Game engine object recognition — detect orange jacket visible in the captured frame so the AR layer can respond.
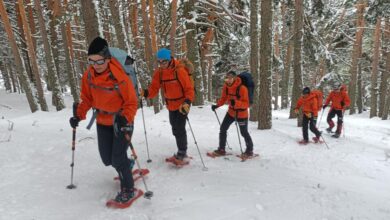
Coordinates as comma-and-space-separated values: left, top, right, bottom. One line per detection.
77, 59, 138, 126
295, 93, 319, 117
311, 90, 323, 110
324, 85, 350, 110
216, 77, 249, 119
146, 58, 194, 111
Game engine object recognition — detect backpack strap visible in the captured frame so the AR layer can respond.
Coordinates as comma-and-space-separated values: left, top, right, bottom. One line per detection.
159, 67, 185, 102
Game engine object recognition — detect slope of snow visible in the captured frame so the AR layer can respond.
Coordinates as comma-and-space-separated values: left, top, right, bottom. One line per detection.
1, 91, 389, 220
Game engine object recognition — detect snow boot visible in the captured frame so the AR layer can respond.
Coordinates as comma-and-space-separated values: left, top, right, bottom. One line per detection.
298, 139, 309, 145
114, 188, 135, 204
213, 148, 226, 156
326, 127, 333, 133
312, 136, 320, 143
332, 133, 340, 138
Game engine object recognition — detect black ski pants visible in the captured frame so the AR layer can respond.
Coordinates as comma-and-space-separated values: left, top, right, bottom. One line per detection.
169, 110, 188, 156
97, 124, 133, 190
302, 114, 321, 141
219, 113, 253, 153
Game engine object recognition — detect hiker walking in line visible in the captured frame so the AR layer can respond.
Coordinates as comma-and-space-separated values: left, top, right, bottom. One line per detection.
69, 37, 138, 204
211, 71, 254, 158
294, 87, 322, 144
323, 83, 350, 138
140, 48, 194, 165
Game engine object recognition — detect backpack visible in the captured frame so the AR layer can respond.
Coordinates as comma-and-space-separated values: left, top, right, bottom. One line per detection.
159, 58, 196, 97
311, 89, 323, 110
237, 71, 255, 105
108, 47, 139, 96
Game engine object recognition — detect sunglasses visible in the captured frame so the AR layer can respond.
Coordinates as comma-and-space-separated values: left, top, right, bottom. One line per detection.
158, 60, 169, 65
88, 59, 106, 65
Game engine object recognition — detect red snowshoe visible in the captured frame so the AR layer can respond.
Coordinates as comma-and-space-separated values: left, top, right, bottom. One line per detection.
106, 188, 144, 209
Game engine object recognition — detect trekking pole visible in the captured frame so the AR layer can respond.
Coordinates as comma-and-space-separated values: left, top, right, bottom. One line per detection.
139, 99, 152, 163
124, 132, 153, 199
317, 109, 325, 129
213, 110, 232, 150
67, 102, 78, 189
320, 135, 330, 150
234, 112, 244, 154
186, 116, 208, 171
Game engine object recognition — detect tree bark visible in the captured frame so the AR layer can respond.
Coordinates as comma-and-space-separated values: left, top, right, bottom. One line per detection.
169, 0, 178, 56
249, 0, 259, 121
129, 0, 140, 49
80, 0, 100, 45
357, 59, 363, 114
281, 1, 293, 109
369, 16, 381, 118
34, 0, 65, 111
109, 0, 127, 49
141, 0, 160, 113
289, 0, 304, 127
0, 0, 38, 112
273, 10, 280, 110
382, 19, 390, 120
184, 0, 204, 105
48, 0, 62, 90
18, 0, 48, 111
149, 0, 157, 54
59, 0, 79, 103
348, 1, 365, 115
258, 0, 273, 130
379, 18, 389, 118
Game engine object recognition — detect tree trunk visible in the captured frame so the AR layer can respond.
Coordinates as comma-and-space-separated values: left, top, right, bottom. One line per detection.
149, 0, 157, 54
273, 10, 280, 110
25, 0, 37, 50
141, 0, 160, 113
169, 0, 178, 56
80, 0, 100, 45
348, 1, 365, 115
34, 0, 65, 111
129, 0, 140, 49
357, 59, 363, 114
249, 0, 259, 121
281, 1, 293, 109
184, 0, 203, 105
59, 0, 79, 103
379, 18, 389, 118
258, 0, 273, 130
289, 0, 304, 125
0, 57, 11, 92
0, 0, 38, 112
109, 0, 127, 49
382, 19, 390, 120
369, 16, 381, 118
18, 0, 48, 111
48, 0, 62, 90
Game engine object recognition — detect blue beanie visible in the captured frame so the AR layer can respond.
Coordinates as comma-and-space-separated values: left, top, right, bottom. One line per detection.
156, 48, 171, 61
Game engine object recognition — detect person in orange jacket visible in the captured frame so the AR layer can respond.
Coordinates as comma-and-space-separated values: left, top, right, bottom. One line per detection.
294, 87, 322, 144
310, 89, 323, 125
323, 83, 351, 138
68, 37, 138, 204
211, 71, 254, 157
140, 48, 194, 163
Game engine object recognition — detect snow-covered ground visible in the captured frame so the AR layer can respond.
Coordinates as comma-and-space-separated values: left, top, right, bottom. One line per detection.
1, 90, 390, 220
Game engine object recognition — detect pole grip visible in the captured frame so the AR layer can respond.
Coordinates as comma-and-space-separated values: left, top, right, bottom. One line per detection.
73, 102, 79, 117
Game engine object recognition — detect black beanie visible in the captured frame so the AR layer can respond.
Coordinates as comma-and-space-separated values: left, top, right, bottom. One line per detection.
88, 37, 111, 58
302, 87, 310, 95
226, 70, 237, 77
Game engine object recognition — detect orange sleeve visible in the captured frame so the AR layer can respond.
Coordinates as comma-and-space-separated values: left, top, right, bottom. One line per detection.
77, 70, 92, 120
119, 77, 138, 124
295, 97, 303, 110
312, 98, 318, 116
343, 92, 351, 107
217, 85, 228, 107
176, 67, 194, 103
146, 69, 162, 99
234, 85, 249, 109
325, 92, 332, 106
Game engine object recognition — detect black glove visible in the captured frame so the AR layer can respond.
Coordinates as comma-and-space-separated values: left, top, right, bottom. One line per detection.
143, 89, 149, 98
230, 99, 235, 107
211, 105, 219, 112
340, 101, 345, 107
116, 115, 133, 133
69, 116, 80, 129
322, 105, 327, 110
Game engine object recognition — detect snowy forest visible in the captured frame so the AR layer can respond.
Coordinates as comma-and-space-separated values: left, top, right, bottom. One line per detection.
0, 0, 389, 126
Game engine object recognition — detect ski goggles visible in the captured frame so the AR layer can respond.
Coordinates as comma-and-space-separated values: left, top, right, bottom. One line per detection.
158, 59, 169, 65
88, 58, 106, 65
